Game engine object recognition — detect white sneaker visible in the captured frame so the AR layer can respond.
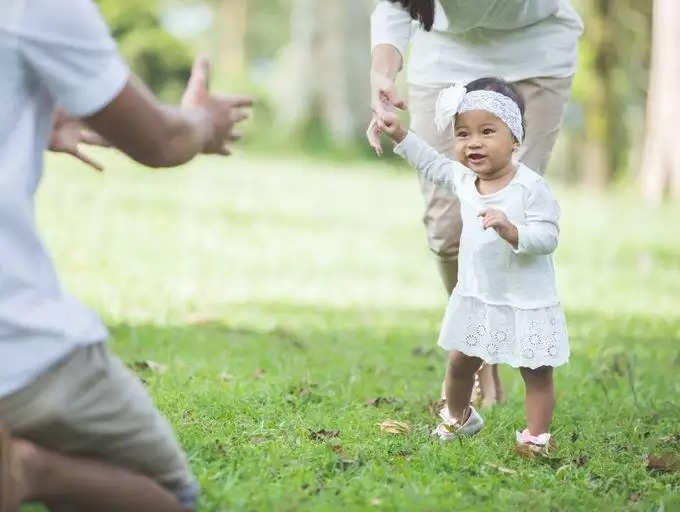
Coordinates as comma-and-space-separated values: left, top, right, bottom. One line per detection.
432, 405, 484, 440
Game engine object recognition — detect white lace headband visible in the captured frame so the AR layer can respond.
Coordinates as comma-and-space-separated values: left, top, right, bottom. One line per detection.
434, 83, 524, 142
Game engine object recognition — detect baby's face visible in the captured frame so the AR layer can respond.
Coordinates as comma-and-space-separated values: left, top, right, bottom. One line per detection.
453, 110, 516, 178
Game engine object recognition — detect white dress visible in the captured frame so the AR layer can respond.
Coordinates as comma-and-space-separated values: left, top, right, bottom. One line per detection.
395, 132, 569, 369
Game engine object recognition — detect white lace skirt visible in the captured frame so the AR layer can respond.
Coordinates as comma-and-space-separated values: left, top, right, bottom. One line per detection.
437, 293, 569, 369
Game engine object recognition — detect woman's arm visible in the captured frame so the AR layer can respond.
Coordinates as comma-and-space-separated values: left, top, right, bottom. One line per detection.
367, 2, 412, 154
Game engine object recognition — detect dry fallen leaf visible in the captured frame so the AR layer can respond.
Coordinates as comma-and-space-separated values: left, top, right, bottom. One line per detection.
427, 399, 446, 417
336, 455, 359, 470
573, 455, 589, 467
644, 454, 680, 472
659, 434, 680, 443
378, 420, 411, 434
630, 493, 640, 503
254, 368, 266, 378
309, 429, 340, 441
485, 462, 516, 475
366, 397, 397, 407
370, 498, 382, 506
133, 360, 168, 374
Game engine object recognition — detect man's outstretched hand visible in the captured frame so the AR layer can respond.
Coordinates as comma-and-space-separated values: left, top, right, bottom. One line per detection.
49, 109, 110, 171
181, 56, 253, 156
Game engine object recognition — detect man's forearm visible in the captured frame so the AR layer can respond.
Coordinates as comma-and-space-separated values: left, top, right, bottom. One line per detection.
85, 78, 210, 168
148, 106, 213, 168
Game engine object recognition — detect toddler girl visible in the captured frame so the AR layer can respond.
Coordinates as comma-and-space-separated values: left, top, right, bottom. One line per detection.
376, 77, 569, 455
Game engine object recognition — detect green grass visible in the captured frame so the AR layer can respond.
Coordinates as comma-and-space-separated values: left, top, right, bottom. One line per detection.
24, 150, 680, 511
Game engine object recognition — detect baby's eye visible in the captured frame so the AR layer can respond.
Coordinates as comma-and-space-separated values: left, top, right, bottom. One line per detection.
455, 131, 468, 138
482, 128, 495, 135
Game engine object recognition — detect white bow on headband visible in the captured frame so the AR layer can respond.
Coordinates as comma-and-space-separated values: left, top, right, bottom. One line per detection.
434, 83, 524, 142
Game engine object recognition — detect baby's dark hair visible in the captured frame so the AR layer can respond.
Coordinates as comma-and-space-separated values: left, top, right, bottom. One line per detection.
464, 77, 526, 140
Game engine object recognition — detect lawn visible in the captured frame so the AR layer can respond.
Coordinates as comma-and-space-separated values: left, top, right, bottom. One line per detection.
24, 149, 680, 511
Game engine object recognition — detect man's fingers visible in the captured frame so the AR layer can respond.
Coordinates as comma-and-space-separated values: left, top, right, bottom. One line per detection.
215, 94, 254, 107
217, 145, 232, 156
187, 55, 211, 95
80, 131, 110, 147
72, 148, 104, 172
230, 110, 250, 123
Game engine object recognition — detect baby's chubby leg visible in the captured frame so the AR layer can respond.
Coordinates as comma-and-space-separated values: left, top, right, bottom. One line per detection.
520, 366, 555, 435
445, 351, 484, 423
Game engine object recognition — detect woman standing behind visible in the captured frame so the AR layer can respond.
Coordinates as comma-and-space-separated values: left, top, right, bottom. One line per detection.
367, 0, 582, 406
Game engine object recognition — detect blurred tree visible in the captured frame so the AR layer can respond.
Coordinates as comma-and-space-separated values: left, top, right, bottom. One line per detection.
98, 0, 192, 101
272, 0, 373, 145
572, 0, 651, 188
212, 0, 248, 75
640, 0, 680, 201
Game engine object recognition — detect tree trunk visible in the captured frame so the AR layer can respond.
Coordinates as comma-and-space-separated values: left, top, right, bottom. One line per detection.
273, 0, 372, 143
580, 0, 615, 189
215, 0, 248, 75
640, 0, 680, 201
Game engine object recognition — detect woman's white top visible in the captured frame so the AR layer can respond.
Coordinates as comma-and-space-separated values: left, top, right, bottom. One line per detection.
394, 132, 569, 368
371, 0, 583, 86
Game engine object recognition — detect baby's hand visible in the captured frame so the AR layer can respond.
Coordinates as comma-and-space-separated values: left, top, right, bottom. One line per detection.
478, 208, 518, 249
376, 111, 407, 144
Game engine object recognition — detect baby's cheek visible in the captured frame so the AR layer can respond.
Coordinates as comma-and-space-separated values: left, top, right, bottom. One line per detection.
452, 143, 466, 162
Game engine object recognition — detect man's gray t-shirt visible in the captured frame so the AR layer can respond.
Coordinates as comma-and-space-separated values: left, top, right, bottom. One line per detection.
0, 0, 129, 397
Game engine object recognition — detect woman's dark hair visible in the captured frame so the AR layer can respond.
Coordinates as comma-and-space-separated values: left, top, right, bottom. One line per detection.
389, 0, 435, 31
464, 77, 526, 138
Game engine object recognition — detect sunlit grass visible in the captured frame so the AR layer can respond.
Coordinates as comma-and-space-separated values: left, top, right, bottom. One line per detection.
22, 150, 680, 511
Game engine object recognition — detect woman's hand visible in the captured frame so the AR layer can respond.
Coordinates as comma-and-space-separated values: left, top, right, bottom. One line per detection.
376, 111, 407, 144
478, 208, 519, 248
367, 45, 406, 155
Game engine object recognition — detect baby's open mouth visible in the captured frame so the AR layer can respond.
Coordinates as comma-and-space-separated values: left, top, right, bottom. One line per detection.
467, 153, 486, 163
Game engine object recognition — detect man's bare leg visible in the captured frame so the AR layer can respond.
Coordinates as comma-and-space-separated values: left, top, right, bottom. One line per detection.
437, 258, 504, 407
3, 435, 190, 512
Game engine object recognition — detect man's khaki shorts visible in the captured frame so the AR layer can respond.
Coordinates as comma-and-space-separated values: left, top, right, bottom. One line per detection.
408, 76, 573, 261
0, 343, 198, 507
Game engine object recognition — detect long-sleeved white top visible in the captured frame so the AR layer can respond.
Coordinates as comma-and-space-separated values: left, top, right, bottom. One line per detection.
371, 0, 583, 86
394, 132, 561, 309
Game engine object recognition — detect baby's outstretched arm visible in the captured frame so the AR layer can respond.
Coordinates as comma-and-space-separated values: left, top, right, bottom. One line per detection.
376, 112, 466, 193
393, 132, 467, 192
